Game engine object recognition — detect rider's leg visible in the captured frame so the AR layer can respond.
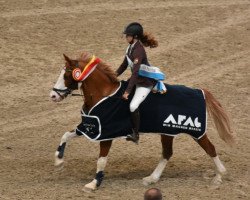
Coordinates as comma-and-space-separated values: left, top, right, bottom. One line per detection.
127, 85, 152, 143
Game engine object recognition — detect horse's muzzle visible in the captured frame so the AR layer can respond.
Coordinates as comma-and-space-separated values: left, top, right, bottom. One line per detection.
50, 88, 72, 102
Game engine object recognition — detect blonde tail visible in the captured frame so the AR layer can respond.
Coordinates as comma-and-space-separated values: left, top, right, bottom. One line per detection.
202, 89, 235, 146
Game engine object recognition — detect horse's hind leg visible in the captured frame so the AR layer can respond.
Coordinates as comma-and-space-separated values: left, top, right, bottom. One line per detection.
143, 135, 174, 186
83, 140, 112, 192
55, 130, 78, 167
197, 134, 226, 185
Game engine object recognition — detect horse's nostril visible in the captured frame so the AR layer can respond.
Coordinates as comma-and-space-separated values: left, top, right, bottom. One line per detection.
51, 95, 56, 99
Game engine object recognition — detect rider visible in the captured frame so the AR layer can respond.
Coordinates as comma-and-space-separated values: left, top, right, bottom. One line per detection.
116, 22, 159, 144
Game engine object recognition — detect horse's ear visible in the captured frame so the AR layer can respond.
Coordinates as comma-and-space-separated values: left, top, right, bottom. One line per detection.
63, 54, 72, 65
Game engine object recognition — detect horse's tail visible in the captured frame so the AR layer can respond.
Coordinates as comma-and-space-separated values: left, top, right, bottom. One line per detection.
202, 89, 235, 146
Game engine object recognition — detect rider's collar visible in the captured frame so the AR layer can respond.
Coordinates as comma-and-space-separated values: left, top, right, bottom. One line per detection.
127, 40, 138, 56
129, 39, 138, 46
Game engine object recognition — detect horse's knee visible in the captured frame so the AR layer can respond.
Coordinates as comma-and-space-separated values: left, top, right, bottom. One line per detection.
162, 149, 173, 160
61, 131, 75, 143
206, 143, 217, 157
198, 135, 217, 157
99, 141, 112, 157
161, 136, 174, 160
61, 133, 68, 142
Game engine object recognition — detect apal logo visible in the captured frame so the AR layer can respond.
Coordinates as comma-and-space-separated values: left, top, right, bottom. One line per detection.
163, 114, 202, 131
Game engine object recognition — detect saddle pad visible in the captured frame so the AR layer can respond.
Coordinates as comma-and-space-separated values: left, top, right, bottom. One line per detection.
76, 81, 206, 141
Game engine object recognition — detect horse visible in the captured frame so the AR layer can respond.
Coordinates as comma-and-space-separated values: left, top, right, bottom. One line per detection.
50, 52, 235, 192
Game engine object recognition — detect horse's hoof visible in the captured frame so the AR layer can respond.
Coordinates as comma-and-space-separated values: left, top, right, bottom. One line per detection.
54, 158, 64, 168
55, 151, 64, 166
55, 164, 64, 171
82, 186, 95, 193
210, 174, 222, 189
142, 176, 159, 186
82, 180, 97, 192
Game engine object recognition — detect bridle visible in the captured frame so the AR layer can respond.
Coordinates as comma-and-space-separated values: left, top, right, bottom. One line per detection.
52, 56, 123, 100
52, 87, 73, 99
52, 64, 77, 99
53, 56, 101, 99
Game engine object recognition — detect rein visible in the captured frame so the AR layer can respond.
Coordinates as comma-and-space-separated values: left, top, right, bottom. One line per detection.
71, 92, 123, 99
71, 93, 84, 96
54, 84, 123, 99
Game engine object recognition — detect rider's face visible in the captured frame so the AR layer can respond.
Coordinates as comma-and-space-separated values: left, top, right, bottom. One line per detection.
125, 35, 133, 43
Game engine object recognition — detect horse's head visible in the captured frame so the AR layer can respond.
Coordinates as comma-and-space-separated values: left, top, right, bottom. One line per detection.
50, 52, 118, 103
50, 53, 91, 102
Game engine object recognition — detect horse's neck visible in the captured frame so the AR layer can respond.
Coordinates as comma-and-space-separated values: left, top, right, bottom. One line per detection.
81, 68, 119, 110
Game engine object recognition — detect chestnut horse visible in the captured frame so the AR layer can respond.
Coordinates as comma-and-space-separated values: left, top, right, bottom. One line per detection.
50, 52, 234, 192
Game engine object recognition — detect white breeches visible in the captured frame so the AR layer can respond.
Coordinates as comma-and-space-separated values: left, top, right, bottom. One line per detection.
130, 85, 152, 112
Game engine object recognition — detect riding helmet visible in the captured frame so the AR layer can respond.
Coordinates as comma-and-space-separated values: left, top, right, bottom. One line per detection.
123, 22, 143, 38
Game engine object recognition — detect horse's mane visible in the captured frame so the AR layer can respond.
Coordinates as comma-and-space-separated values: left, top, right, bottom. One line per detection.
80, 52, 119, 83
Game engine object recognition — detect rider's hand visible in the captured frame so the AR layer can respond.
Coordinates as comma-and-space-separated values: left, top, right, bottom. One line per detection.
122, 92, 129, 100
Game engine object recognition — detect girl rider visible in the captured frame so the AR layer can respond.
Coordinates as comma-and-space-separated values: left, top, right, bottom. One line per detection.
116, 22, 159, 144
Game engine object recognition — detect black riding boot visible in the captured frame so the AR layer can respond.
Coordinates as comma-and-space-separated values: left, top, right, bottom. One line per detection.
127, 109, 140, 144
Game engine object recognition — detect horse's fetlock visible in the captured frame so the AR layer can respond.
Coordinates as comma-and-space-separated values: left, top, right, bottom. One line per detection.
217, 166, 226, 175
56, 143, 66, 159
95, 171, 104, 187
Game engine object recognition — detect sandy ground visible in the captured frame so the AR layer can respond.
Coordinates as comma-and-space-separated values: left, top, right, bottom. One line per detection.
0, 0, 250, 199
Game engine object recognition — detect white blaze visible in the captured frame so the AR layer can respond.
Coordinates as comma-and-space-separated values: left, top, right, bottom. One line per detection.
50, 68, 67, 102
54, 68, 67, 90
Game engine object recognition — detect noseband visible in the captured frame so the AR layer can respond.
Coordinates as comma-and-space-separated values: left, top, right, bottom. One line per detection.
52, 88, 72, 99
52, 64, 76, 99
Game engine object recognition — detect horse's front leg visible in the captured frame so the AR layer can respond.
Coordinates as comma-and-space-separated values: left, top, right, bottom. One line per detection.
55, 130, 78, 168
83, 140, 112, 192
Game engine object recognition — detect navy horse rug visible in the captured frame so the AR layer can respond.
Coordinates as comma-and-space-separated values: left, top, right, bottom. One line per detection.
76, 81, 207, 141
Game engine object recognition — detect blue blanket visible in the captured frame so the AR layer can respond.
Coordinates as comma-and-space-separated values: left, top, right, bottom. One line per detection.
76, 81, 206, 141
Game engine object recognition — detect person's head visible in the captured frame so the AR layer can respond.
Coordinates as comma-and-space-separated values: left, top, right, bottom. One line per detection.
123, 22, 158, 48
144, 188, 163, 200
